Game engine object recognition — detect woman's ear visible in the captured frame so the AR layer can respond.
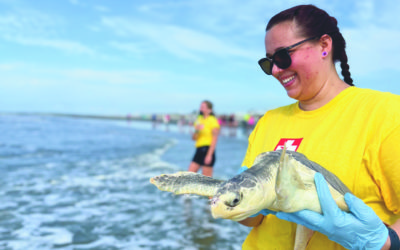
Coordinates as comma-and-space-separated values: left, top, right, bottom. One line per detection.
319, 34, 333, 55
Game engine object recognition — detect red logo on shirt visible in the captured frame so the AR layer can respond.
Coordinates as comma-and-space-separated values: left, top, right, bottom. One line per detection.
274, 138, 303, 151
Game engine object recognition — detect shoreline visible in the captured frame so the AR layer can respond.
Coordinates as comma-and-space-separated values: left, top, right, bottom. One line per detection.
1, 112, 256, 139
1, 111, 262, 127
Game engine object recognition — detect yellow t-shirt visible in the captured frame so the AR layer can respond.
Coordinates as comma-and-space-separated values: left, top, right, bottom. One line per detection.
194, 115, 220, 148
241, 87, 400, 250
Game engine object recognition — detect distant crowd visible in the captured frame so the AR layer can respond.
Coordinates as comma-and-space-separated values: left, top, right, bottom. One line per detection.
147, 112, 262, 137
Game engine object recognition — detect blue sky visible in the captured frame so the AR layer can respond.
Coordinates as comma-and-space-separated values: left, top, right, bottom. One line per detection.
1, 0, 399, 116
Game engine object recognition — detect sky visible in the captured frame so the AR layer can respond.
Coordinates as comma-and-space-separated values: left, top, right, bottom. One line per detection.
1, 0, 399, 116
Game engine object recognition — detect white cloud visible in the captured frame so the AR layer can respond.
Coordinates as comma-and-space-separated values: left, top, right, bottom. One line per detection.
351, 0, 400, 29
1, 0, 400, 114
68, 0, 81, 6
0, 62, 164, 88
0, 9, 97, 55
101, 17, 256, 61
5, 35, 96, 55
109, 41, 144, 55
0, 62, 22, 71
94, 5, 109, 13
0, 9, 61, 37
343, 26, 400, 75
62, 69, 163, 85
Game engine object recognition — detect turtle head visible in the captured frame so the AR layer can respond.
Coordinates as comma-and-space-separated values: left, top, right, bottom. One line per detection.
210, 174, 267, 221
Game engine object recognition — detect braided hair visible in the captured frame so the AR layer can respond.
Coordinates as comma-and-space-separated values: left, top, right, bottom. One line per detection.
266, 5, 354, 86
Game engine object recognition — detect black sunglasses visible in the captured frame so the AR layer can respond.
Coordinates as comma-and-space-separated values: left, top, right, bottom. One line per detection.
258, 36, 318, 75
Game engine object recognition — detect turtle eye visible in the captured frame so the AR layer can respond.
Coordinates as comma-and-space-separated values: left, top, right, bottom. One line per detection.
224, 192, 242, 207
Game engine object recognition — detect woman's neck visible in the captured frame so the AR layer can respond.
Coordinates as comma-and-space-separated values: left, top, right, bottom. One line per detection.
299, 79, 349, 111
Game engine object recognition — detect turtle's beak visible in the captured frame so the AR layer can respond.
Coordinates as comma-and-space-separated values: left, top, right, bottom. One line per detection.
210, 197, 226, 219
210, 201, 249, 221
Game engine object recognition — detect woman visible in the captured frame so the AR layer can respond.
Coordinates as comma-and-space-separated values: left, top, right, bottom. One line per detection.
239, 5, 400, 250
188, 100, 220, 177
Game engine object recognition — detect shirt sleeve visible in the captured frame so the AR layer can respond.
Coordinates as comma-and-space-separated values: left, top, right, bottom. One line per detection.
241, 116, 263, 168
212, 117, 220, 129
379, 124, 400, 214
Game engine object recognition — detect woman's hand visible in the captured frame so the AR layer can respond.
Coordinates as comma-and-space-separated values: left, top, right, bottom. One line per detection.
204, 154, 212, 165
195, 124, 204, 130
276, 173, 388, 250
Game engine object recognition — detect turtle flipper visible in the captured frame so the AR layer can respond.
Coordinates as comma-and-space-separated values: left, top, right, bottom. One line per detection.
150, 171, 224, 197
275, 147, 308, 212
294, 225, 314, 250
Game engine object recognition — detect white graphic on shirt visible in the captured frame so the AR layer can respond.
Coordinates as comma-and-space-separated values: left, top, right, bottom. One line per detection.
274, 138, 303, 152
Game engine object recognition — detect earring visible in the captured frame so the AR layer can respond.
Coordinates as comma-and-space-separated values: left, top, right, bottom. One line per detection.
322, 51, 328, 57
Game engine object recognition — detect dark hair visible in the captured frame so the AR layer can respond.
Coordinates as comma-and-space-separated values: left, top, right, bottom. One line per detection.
202, 100, 215, 116
266, 5, 353, 86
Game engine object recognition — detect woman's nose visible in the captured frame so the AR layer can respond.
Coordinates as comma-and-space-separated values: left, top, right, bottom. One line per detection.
271, 63, 284, 75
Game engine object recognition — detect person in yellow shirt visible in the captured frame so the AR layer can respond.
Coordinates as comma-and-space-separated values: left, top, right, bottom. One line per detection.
238, 4, 400, 250
188, 100, 220, 177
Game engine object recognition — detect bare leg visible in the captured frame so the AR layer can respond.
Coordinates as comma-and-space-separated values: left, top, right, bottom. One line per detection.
188, 162, 200, 173
202, 166, 213, 177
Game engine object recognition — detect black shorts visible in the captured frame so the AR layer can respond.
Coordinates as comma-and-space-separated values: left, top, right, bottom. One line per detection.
192, 146, 216, 167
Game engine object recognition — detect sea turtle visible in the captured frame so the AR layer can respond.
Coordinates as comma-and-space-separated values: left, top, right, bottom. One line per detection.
150, 147, 351, 250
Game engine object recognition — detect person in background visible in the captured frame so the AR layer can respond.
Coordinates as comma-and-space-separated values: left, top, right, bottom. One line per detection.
188, 100, 220, 177
228, 113, 237, 137
163, 113, 170, 131
151, 113, 157, 129
246, 114, 255, 135
237, 4, 400, 250
178, 115, 186, 133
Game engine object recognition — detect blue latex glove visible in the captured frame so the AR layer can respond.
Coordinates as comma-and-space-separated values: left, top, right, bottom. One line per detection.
236, 166, 249, 175
276, 172, 388, 249
236, 166, 276, 217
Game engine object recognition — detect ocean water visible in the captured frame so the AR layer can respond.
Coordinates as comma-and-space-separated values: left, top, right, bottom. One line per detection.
0, 114, 252, 250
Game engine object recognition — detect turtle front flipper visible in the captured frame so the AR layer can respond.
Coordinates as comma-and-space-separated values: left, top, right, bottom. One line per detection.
275, 147, 314, 212
150, 171, 224, 197
275, 147, 303, 209
294, 225, 314, 250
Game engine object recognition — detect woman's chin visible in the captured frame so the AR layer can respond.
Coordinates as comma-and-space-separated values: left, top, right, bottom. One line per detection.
285, 89, 299, 100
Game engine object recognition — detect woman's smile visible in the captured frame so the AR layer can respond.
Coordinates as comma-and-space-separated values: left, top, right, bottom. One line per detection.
281, 74, 296, 87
